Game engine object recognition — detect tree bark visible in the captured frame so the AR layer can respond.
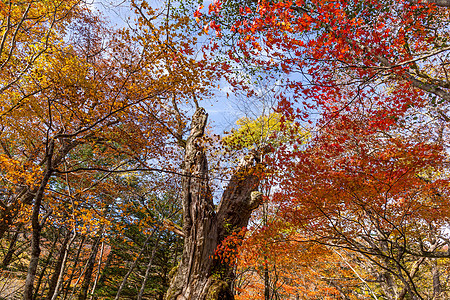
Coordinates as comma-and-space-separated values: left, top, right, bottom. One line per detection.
263, 259, 270, 300
89, 239, 105, 299
1, 226, 21, 269
22, 171, 53, 300
165, 107, 263, 300
77, 233, 102, 300
46, 231, 72, 300
23, 139, 54, 300
63, 235, 86, 300
432, 259, 442, 299
137, 234, 161, 300
115, 230, 155, 300
33, 229, 61, 300
96, 247, 113, 288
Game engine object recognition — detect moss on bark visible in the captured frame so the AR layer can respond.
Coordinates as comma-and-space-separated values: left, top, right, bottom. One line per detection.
206, 280, 232, 300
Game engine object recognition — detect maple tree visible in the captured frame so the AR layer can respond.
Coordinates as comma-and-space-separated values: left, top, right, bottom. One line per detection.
274, 113, 450, 299
201, 0, 450, 122
2, 0, 450, 298
196, 0, 450, 299
234, 229, 370, 300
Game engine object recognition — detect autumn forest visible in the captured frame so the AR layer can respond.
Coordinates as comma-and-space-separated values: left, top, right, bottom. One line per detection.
1, 0, 450, 299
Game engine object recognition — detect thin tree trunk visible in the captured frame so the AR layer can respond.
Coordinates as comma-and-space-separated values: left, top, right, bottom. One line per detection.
1, 226, 21, 269
263, 199, 270, 300
165, 107, 264, 300
77, 233, 102, 300
432, 259, 441, 299
137, 234, 161, 300
33, 229, 61, 300
46, 231, 73, 300
89, 239, 105, 299
114, 230, 155, 300
264, 260, 270, 300
23, 146, 54, 300
96, 248, 113, 287
63, 235, 86, 300
23, 223, 42, 300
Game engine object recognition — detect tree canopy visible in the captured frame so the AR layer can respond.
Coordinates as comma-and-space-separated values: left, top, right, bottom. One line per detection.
1, 0, 450, 299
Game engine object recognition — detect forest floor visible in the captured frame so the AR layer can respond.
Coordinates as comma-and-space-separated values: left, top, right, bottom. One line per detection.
0, 271, 24, 300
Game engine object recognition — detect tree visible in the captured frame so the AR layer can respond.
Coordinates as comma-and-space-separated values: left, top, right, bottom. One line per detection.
95, 173, 183, 300
203, 0, 450, 126
234, 231, 369, 300
274, 113, 450, 299
164, 106, 267, 299
0, 0, 273, 299
9, 0, 450, 298
198, 0, 450, 298
0, 1, 221, 299
216, 105, 309, 300
0, 0, 84, 111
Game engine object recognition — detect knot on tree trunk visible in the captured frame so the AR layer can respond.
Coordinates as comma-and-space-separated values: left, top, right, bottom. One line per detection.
249, 191, 263, 210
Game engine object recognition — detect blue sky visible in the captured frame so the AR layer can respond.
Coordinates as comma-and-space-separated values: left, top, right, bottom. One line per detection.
86, 0, 302, 137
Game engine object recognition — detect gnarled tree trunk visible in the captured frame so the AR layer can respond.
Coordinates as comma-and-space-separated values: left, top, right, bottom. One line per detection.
165, 107, 263, 300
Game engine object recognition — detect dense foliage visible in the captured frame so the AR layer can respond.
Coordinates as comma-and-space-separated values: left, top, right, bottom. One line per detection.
1, 0, 450, 299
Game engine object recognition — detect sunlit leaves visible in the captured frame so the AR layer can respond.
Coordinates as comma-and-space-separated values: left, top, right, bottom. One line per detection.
222, 112, 306, 151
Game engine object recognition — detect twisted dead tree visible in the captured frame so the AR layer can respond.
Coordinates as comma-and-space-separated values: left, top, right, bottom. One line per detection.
165, 107, 264, 300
